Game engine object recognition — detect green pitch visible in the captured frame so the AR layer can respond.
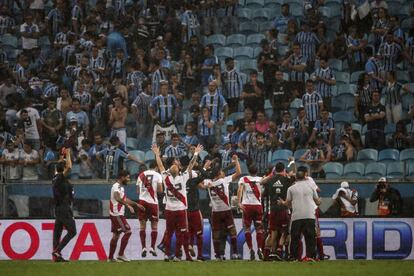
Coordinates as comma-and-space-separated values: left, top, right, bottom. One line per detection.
1, 260, 413, 276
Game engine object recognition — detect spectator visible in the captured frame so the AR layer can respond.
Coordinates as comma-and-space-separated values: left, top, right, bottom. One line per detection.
248, 132, 270, 176
292, 107, 310, 149
300, 141, 325, 178
241, 70, 265, 113
364, 90, 386, 150
200, 44, 219, 87
315, 134, 332, 162
365, 44, 384, 91
273, 3, 294, 34
19, 140, 39, 181
198, 107, 215, 149
88, 133, 107, 179
294, 21, 319, 69
66, 98, 90, 138
346, 26, 367, 72
149, 80, 179, 143
235, 107, 254, 133
378, 32, 402, 73
164, 133, 187, 159
332, 181, 359, 217
277, 111, 295, 150
155, 131, 168, 157
132, 80, 153, 140
405, 28, 414, 82
20, 14, 40, 56
181, 53, 198, 99
16, 103, 41, 151
189, 92, 201, 124
0, 139, 21, 180
220, 137, 236, 175
238, 120, 257, 154
342, 123, 364, 151
40, 97, 64, 145
0, 75, 17, 107
309, 109, 335, 146
258, 39, 280, 92
302, 79, 323, 130
332, 134, 357, 162
371, 7, 389, 51
388, 121, 411, 151
370, 177, 402, 217
355, 72, 374, 122
182, 123, 199, 148
109, 94, 128, 146
282, 43, 307, 94
269, 70, 291, 120
255, 110, 269, 133
181, 3, 200, 44
311, 58, 336, 110
222, 57, 243, 114
382, 71, 411, 124
222, 120, 239, 149
208, 64, 224, 94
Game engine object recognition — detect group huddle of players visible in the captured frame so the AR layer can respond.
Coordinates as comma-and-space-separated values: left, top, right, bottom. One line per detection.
108, 144, 328, 262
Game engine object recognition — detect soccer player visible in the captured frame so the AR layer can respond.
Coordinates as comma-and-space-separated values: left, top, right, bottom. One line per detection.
136, 161, 163, 257
206, 154, 241, 260
237, 164, 264, 260
261, 162, 294, 261
152, 143, 203, 261
108, 170, 143, 262
52, 149, 76, 262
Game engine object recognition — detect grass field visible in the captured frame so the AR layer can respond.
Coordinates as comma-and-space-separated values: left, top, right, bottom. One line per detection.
1, 260, 414, 276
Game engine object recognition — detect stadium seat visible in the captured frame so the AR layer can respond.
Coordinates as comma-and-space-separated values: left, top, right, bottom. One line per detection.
343, 162, 365, 178
0, 34, 18, 48
127, 161, 140, 176
237, 8, 252, 21
350, 71, 364, 84
245, 0, 264, 8
239, 22, 259, 35
259, 21, 274, 33
245, 33, 266, 47
401, 17, 413, 32
264, 0, 281, 10
323, 162, 344, 179
226, 34, 246, 47
402, 93, 414, 112
357, 148, 378, 163
144, 150, 155, 162
351, 123, 362, 134
70, 164, 81, 180
361, 124, 368, 135
386, 161, 404, 178
239, 72, 248, 85
238, 59, 257, 74
294, 149, 307, 160
400, 148, 414, 162
207, 34, 226, 47
337, 84, 354, 95
384, 123, 396, 135
335, 72, 350, 85
233, 46, 254, 60
378, 149, 400, 164
387, 1, 402, 16
290, 3, 303, 16
364, 162, 387, 179
251, 8, 271, 22
129, 150, 145, 162
333, 111, 356, 124
199, 150, 208, 161
407, 161, 414, 177
328, 59, 343, 71
126, 137, 139, 151
319, 6, 332, 18
253, 47, 262, 58
271, 149, 293, 163
397, 70, 410, 83
215, 47, 234, 60
228, 112, 245, 121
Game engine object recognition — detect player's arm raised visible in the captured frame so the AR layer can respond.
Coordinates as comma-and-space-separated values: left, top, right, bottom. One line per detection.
152, 144, 166, 172
231, 154, 241, 182
63, 149, 72, 177
187, 144, 203, 174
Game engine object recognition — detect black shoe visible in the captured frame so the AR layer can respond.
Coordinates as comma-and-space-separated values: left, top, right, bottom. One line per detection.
141, 248, 147, 258
249, 249, 255, 261
157, 243, 166, 254
196, 256, 205, 262
320, 254, 330, 261
52, 252, 67, 262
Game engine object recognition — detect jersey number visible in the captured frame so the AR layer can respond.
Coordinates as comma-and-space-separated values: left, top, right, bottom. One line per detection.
141, 175, 154, 193
166, 183, 182, 197
210, 184, 224, 197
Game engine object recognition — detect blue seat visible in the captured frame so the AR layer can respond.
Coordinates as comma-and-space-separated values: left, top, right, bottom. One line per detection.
294, 149, 307, 160
126, 137, 139, 150
238, 8, 252, 21
364, 162, 386, 179
207, 34, 226, 47
290, 3, 303, 16
233, 46, 254, 60
407, 161, 414, 177
253, 47, 262, 58
238, 59, 257, 74
226, 34, 246, 47
215, 47, 233, 60
239, 72, 248, 85
350, 71, 364, 84
333, 111, 356, 124
343, 162, 365, 178
357, 148, 378, 163
384, 123, 396, 135
323, 162, 344, 179
228, 112, 245, 121
251, 8, 271, 22
402, 93, 414, 111
386, 161, 404, 178
387, 1, 402, 16
245, 0, 264, 8
259, 21, 274, 32
264, 0, 280, 8
245, 33, 266, 47
144, 150, 155, 162
239, 22, 259, 35
351, 123, 362, 134
400, 148, 414, 162
328, 59, 343, 71
337, 84, 353, 95
335, 72, 350, 84
129, 150, 145, 162
271, 149, 293, 163
0, 34, 18, 48
127, 161, 140, 176
378, 149, 400, 164
397, 70, 410, 83
319, 6, 332, 18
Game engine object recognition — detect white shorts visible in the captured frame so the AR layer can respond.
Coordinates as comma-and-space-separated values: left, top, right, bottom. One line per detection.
152, 124, 178, 143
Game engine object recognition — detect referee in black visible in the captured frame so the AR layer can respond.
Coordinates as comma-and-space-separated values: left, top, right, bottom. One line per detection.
278, 166, 321, 262
52, 149, 77, 262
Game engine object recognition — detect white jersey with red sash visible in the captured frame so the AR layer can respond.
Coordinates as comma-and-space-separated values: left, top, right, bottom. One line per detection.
162, 170, 196, 211
136, 170, 162, 204
110, 182, 126, 216
207, 176, 233, 212
239, 176, 263, 206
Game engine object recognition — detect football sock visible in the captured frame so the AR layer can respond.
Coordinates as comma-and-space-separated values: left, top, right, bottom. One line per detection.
316, 237, 324, 257
245, 232, 253, 250
109, 238, 118, 259
230, 236, 238, 255
151, 231, 158, 249
119, 232, 131, 256
196, 233, 203, 258
139, 230, 146, 249
256, 231, 264, 249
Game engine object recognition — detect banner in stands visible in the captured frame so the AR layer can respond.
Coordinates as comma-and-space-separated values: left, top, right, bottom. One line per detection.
0, 218, 413, 260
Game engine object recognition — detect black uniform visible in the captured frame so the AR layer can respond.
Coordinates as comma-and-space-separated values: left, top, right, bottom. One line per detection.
263, 174, 292, 213
186, 169, 210, 212
52, 173, 77, 253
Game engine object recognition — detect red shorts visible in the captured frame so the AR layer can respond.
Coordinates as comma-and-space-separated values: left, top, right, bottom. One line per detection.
242, 205, 263, 228
268, 209, 290, 231
187, 210, 203, 235
137, 200, 159, 222
164, 210, 188, 232
211, 210, 235, 232
110, 215, 130, 233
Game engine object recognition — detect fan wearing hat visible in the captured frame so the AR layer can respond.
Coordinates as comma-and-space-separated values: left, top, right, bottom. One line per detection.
332, 182, 359, 217
370, 177, 402, 216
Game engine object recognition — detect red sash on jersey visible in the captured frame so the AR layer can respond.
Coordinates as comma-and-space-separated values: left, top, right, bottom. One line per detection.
211, 185, 229, 206
165, 176, 187, 206
243, 177, 261, 202
139, 172, 156, 201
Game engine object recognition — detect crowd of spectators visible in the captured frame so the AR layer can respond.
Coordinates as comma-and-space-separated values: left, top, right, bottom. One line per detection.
0, 0, 413, 181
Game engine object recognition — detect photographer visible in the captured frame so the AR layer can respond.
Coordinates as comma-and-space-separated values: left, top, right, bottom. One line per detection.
370, 177, 402, 217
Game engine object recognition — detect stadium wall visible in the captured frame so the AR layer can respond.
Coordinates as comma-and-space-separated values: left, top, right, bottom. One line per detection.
0, 218, 413, 260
